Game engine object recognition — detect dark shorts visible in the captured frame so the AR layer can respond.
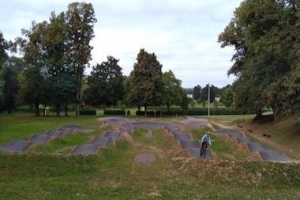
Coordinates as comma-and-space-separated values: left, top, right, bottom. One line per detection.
201, 141, 208, 150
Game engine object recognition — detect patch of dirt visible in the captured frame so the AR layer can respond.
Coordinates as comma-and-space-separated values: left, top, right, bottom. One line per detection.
134, 153, 156, 163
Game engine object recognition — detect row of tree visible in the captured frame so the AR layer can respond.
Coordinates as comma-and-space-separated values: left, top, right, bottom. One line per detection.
0, 1, 237, 117
1, 2, 96, 116
219, 0, 300, 119
0, 1, 190, 116
83, 49, 189, 113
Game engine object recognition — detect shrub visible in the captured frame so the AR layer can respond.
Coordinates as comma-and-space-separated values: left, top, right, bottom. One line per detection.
104, 110, 125, 115
79, 110, 97, 115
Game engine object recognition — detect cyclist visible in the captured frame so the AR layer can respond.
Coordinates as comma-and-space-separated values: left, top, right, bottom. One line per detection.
200, 132, 211, 157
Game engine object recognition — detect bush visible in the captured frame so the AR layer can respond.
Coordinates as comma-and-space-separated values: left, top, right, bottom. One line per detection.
135, 110, 156, 116
104, 110, 125, 115
79, 110, 97, 115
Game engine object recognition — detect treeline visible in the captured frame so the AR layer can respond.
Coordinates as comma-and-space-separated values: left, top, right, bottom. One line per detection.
219, 0, 300, 119
0, 2, 191, 116
3, 1, 273, 117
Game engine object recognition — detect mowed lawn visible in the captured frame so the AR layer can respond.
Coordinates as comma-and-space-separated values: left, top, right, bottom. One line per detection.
1, 115, 300, 199
0, 114, 98, 145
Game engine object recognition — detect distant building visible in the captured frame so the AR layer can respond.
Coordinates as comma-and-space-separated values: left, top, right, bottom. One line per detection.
187, 94, 193, 99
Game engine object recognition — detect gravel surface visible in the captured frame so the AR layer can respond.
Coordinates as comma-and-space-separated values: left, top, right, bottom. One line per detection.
0, 139, 32, 152
104, 130, 121, 139
90, 136, 112, 147
71, 144, 98, 155
214, 129, 293, 162
180, 140, 201, 149
187, 147, 213, 159
29, 133, 51, 144
259, 150, 292, 162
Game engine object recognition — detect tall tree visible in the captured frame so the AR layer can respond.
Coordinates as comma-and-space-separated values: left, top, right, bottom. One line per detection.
130, 49, 164, 112
18, 20, 49, 115
162, 70, 183, 112
193, 85, 201, 101
0, 31, 8, 106
218, 0, 300, 118
84, 56, 124, 107
1, 57, 22, 113
65, 2, 97, 116
122, 75, 131, 106
220, 85, 234, 108
200, 84, 215, 103
18, 65, 45, 116
43, 12, 76, 116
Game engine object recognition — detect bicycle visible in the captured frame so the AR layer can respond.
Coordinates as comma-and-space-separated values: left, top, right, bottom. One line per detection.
200, 143, 208, 158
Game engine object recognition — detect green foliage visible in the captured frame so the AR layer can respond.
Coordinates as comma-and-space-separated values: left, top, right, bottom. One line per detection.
220, 85, 234, 108
201, 84, 215, 103
129, 49, 164, 110
219, 0, 300, 118
64, 2, 97, 116
162, 70, 183, 111
84, 56, 124, 107
0, 69, 4, 105
136, 108, 241, 116
180, 89, 190, 110
1, 59, 21, 113
17, 2, 97, 117
79, 109, 96, 115
193, 85, 201, 101
104, 109, 125, 115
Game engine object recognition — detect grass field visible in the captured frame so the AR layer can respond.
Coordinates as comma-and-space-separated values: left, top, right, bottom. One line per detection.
1, 114, 300, 199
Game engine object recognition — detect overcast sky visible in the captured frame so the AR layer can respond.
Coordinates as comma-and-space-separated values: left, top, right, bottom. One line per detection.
0, 0, 242, 88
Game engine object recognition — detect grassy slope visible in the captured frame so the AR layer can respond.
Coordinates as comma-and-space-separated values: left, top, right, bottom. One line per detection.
0, 114, 98, 145
208, 115, 300, 159
0, 115, 300, 199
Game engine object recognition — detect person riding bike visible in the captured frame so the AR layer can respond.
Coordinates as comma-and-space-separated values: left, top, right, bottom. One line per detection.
200, 132, 211, 158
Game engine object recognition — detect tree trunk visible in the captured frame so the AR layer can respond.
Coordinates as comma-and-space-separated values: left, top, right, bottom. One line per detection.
167, 102, 170, 112
34, 101, 40, 116
64, 104, 68, 117
56, 103, 61, 117
144, 105, 147, 117
75, 75, 82, 117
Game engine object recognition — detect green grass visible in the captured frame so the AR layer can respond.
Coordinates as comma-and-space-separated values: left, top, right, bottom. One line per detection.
0, 114, 98, 145
33, 133, 92, 153
189, 127, 256, 161
1, 114, 300, 199
0, 152, 300, 199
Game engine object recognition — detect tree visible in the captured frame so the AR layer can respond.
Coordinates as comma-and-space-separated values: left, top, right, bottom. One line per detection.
84, 56, 124, 107
220, 85, 234, 108
162, 70, 183, 112
43, 12, 76, 116
65, 2, 97, 116
0, 31, 9, 107
1, 57, 22, 113
129, 49, 164, 112
122, 75, 131, 106
218, 0, 300, 118
200, 84, 215, 103
180, 89, 189, 110
18, 65, 45, 116
193, 85, 201, 101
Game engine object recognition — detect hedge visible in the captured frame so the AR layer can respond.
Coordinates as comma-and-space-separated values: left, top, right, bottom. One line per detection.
79, 110, 97, 115
136, 109, 242, 116
104, 109, 126, 115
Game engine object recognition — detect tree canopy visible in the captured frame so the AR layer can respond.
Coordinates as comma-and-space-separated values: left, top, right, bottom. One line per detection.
162, 70, 183, 112
219, 0, 300, 118
84, 56, 124, 107
129, 49, 164, 111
